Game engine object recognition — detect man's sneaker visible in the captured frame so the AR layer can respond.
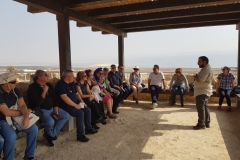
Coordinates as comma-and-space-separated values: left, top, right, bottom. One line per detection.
181, 102, 184, 107
23, 156, 34, 160
52, 136, 57, 140
43, 133, 54, 147
92, 124, 100, 129
98, 118, 107, 125
217, 106, 222, 111
77, 135, 89, 142
85, 128, 98, 135
205, 124, 210, 128
193, 124, 206, 130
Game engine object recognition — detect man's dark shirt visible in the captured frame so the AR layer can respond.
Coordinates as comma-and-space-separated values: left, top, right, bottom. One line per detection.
0, 87, 23, 121
108, 71, 122, 88
27, 82, 57, 110
55, 79, 78, 110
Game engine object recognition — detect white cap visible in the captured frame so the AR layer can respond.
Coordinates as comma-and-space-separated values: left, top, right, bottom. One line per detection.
133, 66, 140, 69
0, 72, 19, 84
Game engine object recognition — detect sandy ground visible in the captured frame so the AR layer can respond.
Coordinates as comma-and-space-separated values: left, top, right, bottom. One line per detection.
14, 100, 240, 160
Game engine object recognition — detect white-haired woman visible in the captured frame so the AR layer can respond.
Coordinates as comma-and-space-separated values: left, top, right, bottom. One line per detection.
129, 66, 143, 104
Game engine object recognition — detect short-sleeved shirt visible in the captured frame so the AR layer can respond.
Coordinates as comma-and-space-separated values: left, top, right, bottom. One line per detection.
148, 72, 165, 86
55, 79, 78, 110
217, 73, 235, 90
0, 87, 23, 121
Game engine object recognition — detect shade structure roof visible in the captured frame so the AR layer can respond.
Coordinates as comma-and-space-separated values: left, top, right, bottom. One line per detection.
15, 0, 240, 37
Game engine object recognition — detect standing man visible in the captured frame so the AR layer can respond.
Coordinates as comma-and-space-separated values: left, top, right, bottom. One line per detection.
55, 70, 98, 142
27, 70, 70, 147
0, 73, 38, 160
148, 65, 166, 109
193, 56, 213, 130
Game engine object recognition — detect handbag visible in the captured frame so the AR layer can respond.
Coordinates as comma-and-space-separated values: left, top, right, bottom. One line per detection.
32, 107, 43, 119
5, 90, 39, 130
141, 83, 146, 88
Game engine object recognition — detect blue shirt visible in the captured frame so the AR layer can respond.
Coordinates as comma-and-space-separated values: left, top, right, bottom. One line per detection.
55, 79, 78, 109
217, 73, 235, 90
108, 71, 122, 88
0, 87, 23, 121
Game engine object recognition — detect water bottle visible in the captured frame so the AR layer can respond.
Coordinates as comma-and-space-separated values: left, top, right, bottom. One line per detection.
13, 120, 22, 131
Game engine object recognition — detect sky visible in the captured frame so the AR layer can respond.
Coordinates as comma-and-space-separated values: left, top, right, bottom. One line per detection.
0, 1, 238, 68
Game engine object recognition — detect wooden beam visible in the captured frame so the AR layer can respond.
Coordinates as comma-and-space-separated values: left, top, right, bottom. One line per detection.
101, 3, 240, 25
68, 0, 119, 8
14, 0, 63, 15
27, 6, 44, 13
14, 0, 126, 36
66, 8, 127, 36
56, 14, 74, 131
115, 13, 240, 30
85, 0, 238, 18
237, 22, 240, 85
92, 27, 101, 31
76, 22, 87, 27
118, 36, 124, 67
124, 20, 237, 32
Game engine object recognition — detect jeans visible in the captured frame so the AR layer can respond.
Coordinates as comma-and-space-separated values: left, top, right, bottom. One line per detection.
41, 108, 70, 137
196, 95, 210, 126
0, 120, 38, 160
150, 85, 162, 103
130, 84, 143, 99
171, 84, 185, 103
218, 88, 232, 106
61, 107, 92, 137
0, 135, 3, 155
117, 88, 129, 102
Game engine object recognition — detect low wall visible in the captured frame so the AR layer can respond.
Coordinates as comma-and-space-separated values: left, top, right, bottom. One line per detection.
127, 93, 236, 104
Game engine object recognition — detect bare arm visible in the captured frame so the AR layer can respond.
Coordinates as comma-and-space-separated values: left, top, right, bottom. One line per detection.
0, 104, 22, 117
162, 79, 166, 90
60, 94, 79, 109
232, 79, 235, 89
76, 85, 91, 98
148, 79, 151, 90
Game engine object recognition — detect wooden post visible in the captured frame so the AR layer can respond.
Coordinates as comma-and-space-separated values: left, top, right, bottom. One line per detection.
236, 22, 240, 107
57, 14, 74, 131
118, 35, 124, 67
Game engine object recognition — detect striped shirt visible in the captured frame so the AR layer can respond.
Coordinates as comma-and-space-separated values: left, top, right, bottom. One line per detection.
217, 73, 235, 90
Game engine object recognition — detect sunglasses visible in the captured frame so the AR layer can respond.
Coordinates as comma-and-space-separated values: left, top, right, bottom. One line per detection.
8, 81, 17, 84
82, 75, 87, 77
153, 68, 157, 70
175, 71, 181, 73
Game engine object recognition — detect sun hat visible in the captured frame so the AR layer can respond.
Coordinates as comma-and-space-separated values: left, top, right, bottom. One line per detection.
133, 66, 140, 70
221, 66, 230, 71
0, 72, 20, 84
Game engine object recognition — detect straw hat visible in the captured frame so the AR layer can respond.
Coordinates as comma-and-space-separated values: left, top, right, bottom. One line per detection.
133, 66, 140, 70
0, 72, 19, 84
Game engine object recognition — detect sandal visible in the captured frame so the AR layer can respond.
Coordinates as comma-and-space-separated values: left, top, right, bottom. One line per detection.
108, 114, 117, 119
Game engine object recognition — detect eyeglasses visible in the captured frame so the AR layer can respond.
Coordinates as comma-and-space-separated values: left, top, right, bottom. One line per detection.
8, 81, 17, 84
82, 75, 87, 77
98, 72, 103, 75
175, 71, 181, 73
134, 69, 139, 70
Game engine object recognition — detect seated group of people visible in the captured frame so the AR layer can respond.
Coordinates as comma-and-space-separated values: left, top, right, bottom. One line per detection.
0, 64, 135, 160
0, 63, 235, 160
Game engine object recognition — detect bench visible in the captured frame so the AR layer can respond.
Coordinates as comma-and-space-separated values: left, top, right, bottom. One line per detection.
140, 88, 239, 106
